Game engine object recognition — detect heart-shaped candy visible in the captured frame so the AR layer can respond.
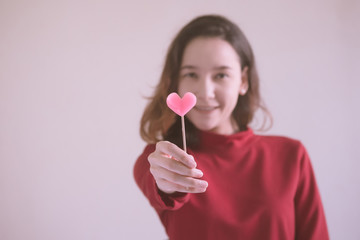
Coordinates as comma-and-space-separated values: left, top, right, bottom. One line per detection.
166, 92, 197, 116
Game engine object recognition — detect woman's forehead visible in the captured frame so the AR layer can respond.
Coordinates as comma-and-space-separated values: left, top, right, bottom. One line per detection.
181, 38, 240, 70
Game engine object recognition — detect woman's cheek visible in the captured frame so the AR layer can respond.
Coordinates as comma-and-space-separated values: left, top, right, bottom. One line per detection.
179, 80, 196, 95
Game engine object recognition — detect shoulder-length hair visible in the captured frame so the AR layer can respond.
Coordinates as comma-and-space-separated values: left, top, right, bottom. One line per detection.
140, 14, 272, 147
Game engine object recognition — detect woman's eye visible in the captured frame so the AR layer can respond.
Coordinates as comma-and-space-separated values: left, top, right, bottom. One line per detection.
183, 72, 197, 78
215, 73, 228, 79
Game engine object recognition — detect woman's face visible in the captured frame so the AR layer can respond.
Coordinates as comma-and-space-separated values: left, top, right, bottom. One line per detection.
178, 37, 248, 135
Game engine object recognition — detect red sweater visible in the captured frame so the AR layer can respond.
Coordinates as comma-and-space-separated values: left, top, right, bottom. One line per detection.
134, 128, 329, 240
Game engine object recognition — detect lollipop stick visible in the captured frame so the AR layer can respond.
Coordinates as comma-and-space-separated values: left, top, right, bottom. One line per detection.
181, 115, 187, 152
166, 92, 196, 153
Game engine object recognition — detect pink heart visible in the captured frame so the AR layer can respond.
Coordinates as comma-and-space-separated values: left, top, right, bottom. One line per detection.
166, 92, 197, 116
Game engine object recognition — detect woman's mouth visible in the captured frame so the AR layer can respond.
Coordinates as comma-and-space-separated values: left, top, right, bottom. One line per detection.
195, 105, 219, 113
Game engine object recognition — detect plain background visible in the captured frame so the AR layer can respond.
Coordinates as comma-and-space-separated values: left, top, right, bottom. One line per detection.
1, 0, 359, 239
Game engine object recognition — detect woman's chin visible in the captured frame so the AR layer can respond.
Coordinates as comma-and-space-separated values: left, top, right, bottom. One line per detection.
193, 123, 216, 133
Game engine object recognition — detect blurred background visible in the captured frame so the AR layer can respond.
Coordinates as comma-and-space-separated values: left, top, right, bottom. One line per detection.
0, 0, 359, 239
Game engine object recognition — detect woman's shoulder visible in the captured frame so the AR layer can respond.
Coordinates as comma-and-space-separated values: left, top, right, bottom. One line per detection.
139, 143, 156, 157
134, 143, 156, 172
253, 131, 306, 151
252, 132, 310, 163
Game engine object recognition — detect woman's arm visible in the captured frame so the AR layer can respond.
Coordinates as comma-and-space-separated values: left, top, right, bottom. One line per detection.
294, 144, 329, 239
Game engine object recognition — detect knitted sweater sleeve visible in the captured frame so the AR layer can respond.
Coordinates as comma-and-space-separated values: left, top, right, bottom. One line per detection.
294, 143, 329, 239
133, 144, 190, 211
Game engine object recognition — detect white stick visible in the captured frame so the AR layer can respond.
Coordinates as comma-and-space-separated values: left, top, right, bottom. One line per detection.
181, 115, 187, 152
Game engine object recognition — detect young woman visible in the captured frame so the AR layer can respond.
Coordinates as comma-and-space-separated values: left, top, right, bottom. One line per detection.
134, 15, 329, 240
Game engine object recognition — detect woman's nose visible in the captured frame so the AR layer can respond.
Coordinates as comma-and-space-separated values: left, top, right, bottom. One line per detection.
196, 77, 215, 100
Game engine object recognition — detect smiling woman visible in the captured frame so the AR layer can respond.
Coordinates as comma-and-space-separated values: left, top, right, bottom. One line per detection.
139, 15, 271, 147
134, 14, 329, 240
178, 37, 248, 135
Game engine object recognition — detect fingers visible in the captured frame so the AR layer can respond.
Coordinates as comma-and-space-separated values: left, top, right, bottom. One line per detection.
150, 165, 208, 190
155, 141, 197, 168
149, 156, 208, 194
148, 141, 209, 194
157, 178, 208, 194
151, 154, 203, 178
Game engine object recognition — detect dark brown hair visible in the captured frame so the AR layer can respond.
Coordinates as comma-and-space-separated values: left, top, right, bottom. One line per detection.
140, 14, 272, 147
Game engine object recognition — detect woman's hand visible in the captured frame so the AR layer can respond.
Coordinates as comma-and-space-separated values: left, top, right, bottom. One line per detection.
148, 141, 208, 195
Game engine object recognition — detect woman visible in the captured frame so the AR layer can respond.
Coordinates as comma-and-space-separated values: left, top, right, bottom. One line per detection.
134, 14, 329, 240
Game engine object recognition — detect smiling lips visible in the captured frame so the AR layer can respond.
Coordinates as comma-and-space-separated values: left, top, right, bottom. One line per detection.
195, 105, 219, 112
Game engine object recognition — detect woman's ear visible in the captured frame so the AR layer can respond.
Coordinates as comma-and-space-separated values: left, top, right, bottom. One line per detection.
239, 66, 249, 95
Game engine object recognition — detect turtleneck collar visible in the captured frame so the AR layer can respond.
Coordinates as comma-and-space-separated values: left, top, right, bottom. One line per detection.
196, 126, 254, 150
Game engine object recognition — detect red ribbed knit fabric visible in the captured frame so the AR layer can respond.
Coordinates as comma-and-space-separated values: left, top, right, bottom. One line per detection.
134, 128, 329, 240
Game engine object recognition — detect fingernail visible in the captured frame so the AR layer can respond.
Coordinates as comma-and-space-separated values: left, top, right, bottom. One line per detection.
194, 169, 203, 177
200, 185, 208, 192
200, 181, 208, 188
189, 155, 197, 167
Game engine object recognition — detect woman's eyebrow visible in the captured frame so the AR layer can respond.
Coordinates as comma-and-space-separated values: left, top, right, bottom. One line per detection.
213, 65, 232, 70
180, 65, 197, 70
180, 65, 232, 70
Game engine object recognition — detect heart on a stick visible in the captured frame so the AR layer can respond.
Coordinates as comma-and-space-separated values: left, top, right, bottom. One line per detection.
166, 92, 197, 116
